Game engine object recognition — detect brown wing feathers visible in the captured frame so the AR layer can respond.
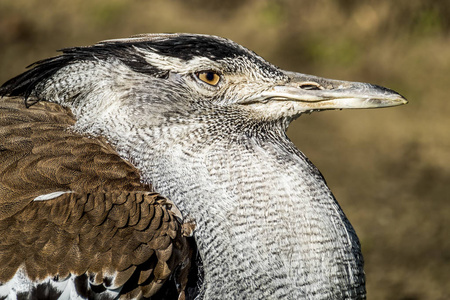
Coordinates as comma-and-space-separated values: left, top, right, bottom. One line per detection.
1, 191, 191, 298
0, 97, 194, 299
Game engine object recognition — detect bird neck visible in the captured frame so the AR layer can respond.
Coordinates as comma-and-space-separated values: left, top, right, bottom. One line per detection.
76, 108, 365, 298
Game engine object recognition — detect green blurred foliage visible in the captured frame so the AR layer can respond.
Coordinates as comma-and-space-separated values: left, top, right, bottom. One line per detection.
0, 0, 449, 299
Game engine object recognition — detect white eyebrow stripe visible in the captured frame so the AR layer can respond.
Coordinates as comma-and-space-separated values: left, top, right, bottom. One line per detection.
135, 47, 222, 73
33, 191, 73, 201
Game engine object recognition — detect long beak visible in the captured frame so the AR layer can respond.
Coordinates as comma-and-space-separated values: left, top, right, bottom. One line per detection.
257, 71, 407, 112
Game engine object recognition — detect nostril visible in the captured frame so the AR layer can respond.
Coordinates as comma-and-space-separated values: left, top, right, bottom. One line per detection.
298, 82, 323, 90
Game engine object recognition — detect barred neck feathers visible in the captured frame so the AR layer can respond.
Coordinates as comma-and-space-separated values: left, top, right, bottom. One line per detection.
102, 111, 366, 299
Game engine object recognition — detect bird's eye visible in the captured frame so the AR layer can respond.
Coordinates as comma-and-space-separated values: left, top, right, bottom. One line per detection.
196, 71, 221, 86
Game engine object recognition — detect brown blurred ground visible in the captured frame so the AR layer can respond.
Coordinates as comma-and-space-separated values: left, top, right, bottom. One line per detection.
0, 0, 448, 299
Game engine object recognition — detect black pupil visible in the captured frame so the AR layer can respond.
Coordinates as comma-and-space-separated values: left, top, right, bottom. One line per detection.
206, 72, 215, 81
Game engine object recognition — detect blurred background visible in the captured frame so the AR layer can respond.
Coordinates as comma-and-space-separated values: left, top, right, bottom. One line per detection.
0, 0, 448, 298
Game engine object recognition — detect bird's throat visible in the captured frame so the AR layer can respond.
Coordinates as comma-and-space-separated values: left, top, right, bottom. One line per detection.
124, 127, 366, 299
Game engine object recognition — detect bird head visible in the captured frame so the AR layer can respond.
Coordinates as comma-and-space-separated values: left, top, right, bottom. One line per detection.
1, 33, 407, 131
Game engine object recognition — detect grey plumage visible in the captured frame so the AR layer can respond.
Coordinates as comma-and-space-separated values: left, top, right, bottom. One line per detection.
0, 33, 406, 299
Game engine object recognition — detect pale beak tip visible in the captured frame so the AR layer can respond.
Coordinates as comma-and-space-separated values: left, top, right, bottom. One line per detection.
389, 93, 408, 107
400, 95, 408, 105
